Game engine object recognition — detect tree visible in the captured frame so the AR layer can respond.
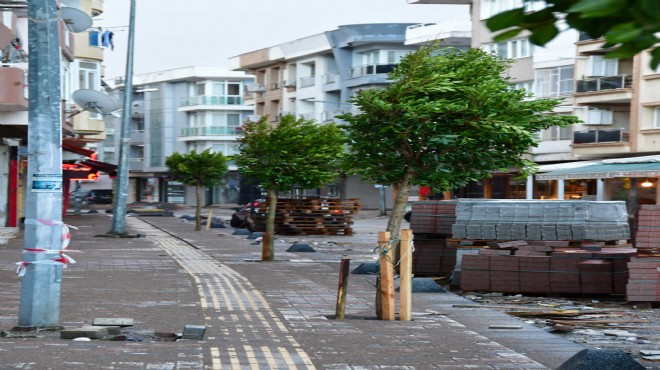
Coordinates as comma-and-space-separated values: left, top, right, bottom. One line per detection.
486, 0, 660, 69
234, 114, 346, 261
340, 46, 579, 244
165, 149, 229, 231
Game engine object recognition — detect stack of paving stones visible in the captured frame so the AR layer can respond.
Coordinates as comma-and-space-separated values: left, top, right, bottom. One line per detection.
459, 241, 636, 297
408, 201, 458, 276
626, 257, 660, 303
635, 204, 660, 255
452, 200, 630, 241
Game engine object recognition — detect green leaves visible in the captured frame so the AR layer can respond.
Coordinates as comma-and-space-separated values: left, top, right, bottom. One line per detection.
234, 114, 346, 192
165, 149, 229, 188
567, 0, 627, 17
485, 0, 660, 69
341, 45, 578, 192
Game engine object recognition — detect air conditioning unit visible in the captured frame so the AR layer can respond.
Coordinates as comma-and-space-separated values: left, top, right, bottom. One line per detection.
245, 84, 265, 93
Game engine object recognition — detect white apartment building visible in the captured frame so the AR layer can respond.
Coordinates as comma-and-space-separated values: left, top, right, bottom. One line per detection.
103, 66, 255, 205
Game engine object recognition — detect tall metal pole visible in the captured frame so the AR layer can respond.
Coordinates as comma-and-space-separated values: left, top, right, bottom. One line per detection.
18, 0, 63, 327
109, 0, 136, 235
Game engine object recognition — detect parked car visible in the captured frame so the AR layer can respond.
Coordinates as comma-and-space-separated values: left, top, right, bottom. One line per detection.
230, 199, 265, 229
84, 189, 113, 205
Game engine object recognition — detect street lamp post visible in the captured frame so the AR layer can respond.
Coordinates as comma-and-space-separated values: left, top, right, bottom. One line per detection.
18, 0, 63, 328
109, 0, 136, 235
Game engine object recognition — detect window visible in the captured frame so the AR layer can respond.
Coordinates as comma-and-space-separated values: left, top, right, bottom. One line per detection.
480, 0, 544, 19
88, 30, 100, 46
78, 61, 101, 118
535, 66, 574, 98
190, 82, 205, 96
483, 39, 533, 59
587, 56, 618, 77
587, 107, 613, 125
541, 125, 572, 141
654, 107, 660, 129
511, 81, 533, 92
363, 51, 379, 65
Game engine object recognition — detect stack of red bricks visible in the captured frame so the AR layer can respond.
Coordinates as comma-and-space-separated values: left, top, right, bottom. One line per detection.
626, 204, 660, 302
635, 205, 660, 255
410, 201, 457, 235
626, 257, 660, 302
459, 244, 634, 296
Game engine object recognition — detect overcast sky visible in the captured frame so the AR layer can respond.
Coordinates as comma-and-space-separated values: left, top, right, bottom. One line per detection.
96, 0, 469, 79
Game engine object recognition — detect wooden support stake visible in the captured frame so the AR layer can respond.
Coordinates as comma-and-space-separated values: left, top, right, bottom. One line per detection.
378, 231, 395, 321
205, 209, 214, 231
399, 229, 413, 321
335, 258, 351, 320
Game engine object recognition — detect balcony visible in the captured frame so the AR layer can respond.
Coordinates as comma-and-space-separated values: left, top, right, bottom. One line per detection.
574, 129, 629, 144
576, 75, 632, 93
130, 130, 145, 144
179, 126, 241, 138
179, 95, 244, 107
572, 128, 630, 157
0, 67, 27, 111
299, 76, 316, 88
350, 64, 397, 79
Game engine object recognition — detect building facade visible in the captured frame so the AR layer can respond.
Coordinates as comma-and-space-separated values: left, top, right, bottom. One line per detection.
0, 0, 108, 226
409, 0, 660, 207
230, 22, 471, 208
102, 66, 255, 206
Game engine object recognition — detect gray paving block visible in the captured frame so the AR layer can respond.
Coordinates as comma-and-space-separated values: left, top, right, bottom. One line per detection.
93, 318, 134, 327
61, 326, 110, 339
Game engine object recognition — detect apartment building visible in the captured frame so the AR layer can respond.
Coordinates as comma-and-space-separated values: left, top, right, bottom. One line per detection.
409, 0, 660, 206
229, 22, 470, 208
102, 67, 255, 205
0, 0, 109, 226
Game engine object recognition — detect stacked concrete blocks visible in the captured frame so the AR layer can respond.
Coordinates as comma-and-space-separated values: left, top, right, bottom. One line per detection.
452, 200, 630, 241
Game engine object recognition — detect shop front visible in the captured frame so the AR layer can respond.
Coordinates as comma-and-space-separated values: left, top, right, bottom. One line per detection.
536, 156, 660, 212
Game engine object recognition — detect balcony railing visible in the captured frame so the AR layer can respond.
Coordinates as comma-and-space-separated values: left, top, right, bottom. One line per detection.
573, 129, 629, 144
323, 72, 339, 84
179, 126, 241, 137
299, 76, 316, 88
350, 63, 397, 79
179, 95, 243, 107
576, 75, 632, 93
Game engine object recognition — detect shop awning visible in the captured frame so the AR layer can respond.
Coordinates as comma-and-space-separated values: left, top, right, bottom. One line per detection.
537, 161, 660, 180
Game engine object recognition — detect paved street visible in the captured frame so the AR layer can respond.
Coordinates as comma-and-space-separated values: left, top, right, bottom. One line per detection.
0, 209, 591, 369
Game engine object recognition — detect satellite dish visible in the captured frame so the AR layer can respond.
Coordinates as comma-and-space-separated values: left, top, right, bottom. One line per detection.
60, 7, 93, 33
72, 89, 120, 115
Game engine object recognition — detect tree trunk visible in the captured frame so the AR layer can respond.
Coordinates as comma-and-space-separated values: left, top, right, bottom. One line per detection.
386, 172, 413, 246
195, 184, 202, 231
263, 188, 278, 261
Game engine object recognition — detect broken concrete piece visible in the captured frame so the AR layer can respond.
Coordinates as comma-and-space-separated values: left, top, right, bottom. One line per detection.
61, 326, 110, 339
93, 318, 134, 327
603, 329, 637, 337
488, 324, 522, 329
181, 325, 206, 340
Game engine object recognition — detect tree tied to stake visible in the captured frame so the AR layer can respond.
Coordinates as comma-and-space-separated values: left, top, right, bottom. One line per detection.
340, 45, 579, 245
234, 114, 346, 261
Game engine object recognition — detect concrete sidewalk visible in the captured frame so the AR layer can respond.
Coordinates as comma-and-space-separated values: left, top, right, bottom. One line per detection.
0, 211, 589, 369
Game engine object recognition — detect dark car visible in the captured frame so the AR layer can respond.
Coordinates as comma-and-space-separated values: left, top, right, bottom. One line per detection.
85, 189, 113, 205
230, 199, 264, 229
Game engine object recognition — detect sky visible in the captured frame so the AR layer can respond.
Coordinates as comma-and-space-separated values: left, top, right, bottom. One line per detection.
96, 0, 469, 79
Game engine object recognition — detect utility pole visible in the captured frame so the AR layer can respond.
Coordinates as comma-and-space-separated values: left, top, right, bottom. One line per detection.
18, 0, 63, 327
109, 0, 136, 235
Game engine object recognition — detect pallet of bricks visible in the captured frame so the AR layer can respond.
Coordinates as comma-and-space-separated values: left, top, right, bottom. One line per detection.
408, 200, 457, 276
452, 199, 636, 297
252, 197, 360, 236
627, 205, 660, 303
